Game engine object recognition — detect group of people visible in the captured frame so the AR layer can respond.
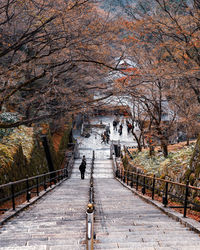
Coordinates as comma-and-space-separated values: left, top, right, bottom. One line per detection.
113, 118, 123, 136
113, 117, 134, 135
78, 116, 135, 180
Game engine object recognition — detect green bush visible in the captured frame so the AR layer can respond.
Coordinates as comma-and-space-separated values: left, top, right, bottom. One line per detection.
0, 112, 19, 140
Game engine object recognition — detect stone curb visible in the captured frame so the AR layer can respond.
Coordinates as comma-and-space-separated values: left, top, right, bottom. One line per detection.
115, 177, 200, 234
0, 178, 67, 226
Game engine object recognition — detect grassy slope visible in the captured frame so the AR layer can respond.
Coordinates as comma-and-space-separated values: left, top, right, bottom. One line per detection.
128, 142, 196, 183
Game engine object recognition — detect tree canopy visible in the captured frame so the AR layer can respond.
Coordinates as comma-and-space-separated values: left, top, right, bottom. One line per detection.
0, 0, 121, 128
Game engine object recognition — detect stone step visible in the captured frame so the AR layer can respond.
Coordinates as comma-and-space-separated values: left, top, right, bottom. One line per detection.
0, 245, 85, 250
94, 161, 113, 165
94, 177, 200, 248
96, 235, 200, 243
94, 230, 196, 237
93, 226, 191, 232
94, 245, 200, 250
94, 240, 200, 249
0, 172, 90, 249
1, 126, 200, 250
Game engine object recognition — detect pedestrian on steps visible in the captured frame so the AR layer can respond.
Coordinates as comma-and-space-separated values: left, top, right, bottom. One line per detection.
105, 124, 111, 134
79, 155, 86, 179
101, 133, 106, 144
118, 124, 123, 135
113, 120, 117, 131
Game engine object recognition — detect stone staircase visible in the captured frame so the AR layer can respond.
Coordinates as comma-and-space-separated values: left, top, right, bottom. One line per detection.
93, 160, 113, 179
0, 134, 200, 249
0, 159, 92, 250
93, 159, 200, 250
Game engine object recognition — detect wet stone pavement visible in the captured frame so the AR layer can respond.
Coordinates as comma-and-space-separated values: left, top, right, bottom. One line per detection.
0, 116, 200, 249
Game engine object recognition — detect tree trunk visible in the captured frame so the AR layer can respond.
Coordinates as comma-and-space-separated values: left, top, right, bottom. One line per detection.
149, 145, 154, 156
132, 130, 142, 152
161, 140, 168, 158
186, 127, 190, 146
135, 136, 142, 152
137, 143, 142, 152
186, 136, 190, 146
162, 144, 168, 158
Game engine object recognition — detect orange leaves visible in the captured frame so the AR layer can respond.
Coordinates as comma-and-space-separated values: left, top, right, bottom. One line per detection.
122, 67, 138, 73
122, 36, 138, 44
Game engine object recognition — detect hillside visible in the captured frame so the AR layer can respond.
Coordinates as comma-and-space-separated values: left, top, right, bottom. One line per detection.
127, 141, 197, 184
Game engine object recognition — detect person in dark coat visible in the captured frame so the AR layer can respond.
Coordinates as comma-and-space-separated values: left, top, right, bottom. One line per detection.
79, 156, 86, 179
113, 120, 117, 131
118, 124, 123, 135
127, 123, 132, 133
82, 155, 86, 166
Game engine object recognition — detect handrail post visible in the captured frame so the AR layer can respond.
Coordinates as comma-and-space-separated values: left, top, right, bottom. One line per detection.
57, 171, 60, 182
36, 177, 39, 196
136, 174, 139, 191
127, 170, 129, 185
26, 176, 31, 202
62, 169, 65, 179
11, 184, 15, 210
49, 173, 52, 188
131, 173, 133, 188
142, 176, 146, 195
184, 180, 189, 217
54, 172, 57, 185
152, 175, 155, 200
163, 182, 168, 207
66, 168, 68, 179
44, 175, 47, 191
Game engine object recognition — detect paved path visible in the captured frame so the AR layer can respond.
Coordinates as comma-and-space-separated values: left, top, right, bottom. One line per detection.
0, 116, 200, 249
94, 178, 200, 249
93, 160, 200, 250
0, 159, 92, 250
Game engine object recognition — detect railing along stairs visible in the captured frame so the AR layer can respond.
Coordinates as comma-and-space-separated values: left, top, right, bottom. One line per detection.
86, 150, 95, 250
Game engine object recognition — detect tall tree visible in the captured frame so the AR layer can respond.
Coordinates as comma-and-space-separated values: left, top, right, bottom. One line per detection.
0, 0, 119, 128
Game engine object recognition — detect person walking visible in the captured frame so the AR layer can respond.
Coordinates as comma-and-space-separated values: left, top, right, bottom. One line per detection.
82, 155, 86, 165
105, 124, 111, 134
113, 120, 117, 131
101, 133, 106, 144
105, 131, 110, 144
127, 123, 132, 133
118, 124, 123, 135
79, 155, 86, 179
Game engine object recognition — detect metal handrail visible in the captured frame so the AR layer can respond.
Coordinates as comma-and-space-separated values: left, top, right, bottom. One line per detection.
0, 153, 74, 211
86, 150, 95, 250
114, 158, 200, 218
0, 169, 64, 189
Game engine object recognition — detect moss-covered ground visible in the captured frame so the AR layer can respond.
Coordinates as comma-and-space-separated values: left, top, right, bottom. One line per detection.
128, 141, 196, 183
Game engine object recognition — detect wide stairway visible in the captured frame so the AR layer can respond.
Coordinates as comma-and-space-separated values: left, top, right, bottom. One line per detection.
93, 159, 200, 250
0, 158, 92, 250
1, 154, 200, 249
